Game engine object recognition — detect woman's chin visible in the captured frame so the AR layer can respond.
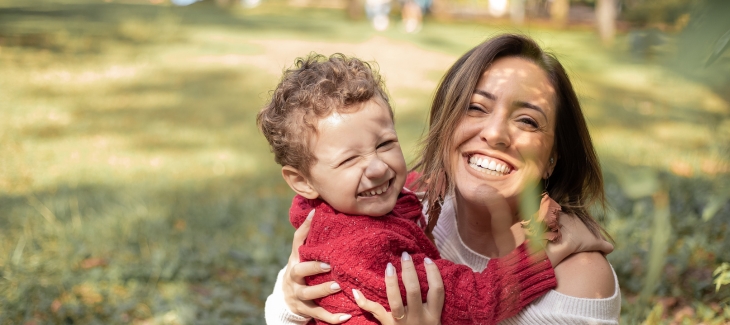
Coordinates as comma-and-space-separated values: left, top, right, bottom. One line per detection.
455, 165, 525, 205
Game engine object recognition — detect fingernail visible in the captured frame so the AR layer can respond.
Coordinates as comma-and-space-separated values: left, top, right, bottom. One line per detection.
339, 315, 352, 321
330, 282, 341, 291
321, 263, 331, 271
401, 251, 411, 261
352, 289, 360, 300
306, 210, 315, 220
385, 262, 394, 276
424, 257, 433, 264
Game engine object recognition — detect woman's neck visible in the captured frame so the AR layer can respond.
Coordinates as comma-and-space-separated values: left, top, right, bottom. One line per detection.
453, 193, 525, 258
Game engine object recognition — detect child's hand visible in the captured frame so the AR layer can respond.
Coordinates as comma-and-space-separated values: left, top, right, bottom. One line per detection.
544, 213, 614, 267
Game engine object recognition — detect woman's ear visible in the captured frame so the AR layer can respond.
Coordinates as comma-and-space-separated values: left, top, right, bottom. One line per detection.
544, 153, 558, 179
282, 166, 319, 199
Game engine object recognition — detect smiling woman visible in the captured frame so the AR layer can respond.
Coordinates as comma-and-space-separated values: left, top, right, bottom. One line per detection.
415, 33, 618, 324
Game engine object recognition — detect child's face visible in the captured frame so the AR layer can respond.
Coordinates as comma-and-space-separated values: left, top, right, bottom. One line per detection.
306, 98, 407, 217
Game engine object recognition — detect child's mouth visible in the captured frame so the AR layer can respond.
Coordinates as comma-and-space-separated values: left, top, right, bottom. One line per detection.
357, 179, 392, 197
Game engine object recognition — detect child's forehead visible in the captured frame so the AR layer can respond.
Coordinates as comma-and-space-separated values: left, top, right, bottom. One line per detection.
309, 103, 393, 139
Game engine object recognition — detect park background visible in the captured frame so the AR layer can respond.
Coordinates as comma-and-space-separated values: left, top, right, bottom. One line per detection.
1, 0, 729, 324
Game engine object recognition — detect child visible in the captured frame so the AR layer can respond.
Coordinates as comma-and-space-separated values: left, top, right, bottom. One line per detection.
258, 53, 593, 324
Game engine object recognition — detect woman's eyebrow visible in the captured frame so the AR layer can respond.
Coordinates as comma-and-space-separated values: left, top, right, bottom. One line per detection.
515, 100, 547, 119
473, 89, 496, 100
474, 89, 548, 120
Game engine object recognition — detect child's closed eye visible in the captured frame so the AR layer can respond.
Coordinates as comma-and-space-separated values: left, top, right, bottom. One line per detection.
338, 156, 358, 167
377, 140, 396, 150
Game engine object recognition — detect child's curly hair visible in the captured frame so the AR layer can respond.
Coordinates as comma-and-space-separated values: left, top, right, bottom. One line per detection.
257, 53, 391, 176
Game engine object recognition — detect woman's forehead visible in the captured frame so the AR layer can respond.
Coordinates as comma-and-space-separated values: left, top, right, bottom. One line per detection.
479, 57, 552, 88
475, 57, 556, 109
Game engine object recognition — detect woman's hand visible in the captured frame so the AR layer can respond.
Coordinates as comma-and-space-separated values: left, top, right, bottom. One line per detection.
352, 253, 444, 324
544, 213, 614, 267
283, 210, 352, 323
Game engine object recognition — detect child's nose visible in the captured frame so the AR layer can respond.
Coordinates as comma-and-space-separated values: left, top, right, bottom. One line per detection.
364, 156, 389, 179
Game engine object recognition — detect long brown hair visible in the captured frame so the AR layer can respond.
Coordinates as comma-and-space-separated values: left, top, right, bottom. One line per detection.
415, 34, 608, 240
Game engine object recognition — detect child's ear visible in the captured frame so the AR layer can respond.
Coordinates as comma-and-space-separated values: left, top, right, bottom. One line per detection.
282, 166, 319, 199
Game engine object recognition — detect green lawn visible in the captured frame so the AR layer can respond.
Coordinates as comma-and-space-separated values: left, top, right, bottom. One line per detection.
1, 1, 729, 324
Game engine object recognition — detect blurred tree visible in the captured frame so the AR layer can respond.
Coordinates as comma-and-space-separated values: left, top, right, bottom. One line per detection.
550, 0, 569, 27
596, 0, 616, 46
621, 0, 698, 28
347, 0, 365, 19
511, 0, 526, 25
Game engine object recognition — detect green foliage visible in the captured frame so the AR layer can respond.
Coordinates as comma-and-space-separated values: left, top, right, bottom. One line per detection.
621, 0, 699, 27
714, 263, 730, 292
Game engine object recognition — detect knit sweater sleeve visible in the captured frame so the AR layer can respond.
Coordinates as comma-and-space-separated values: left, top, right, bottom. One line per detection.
431, 242, 556, 324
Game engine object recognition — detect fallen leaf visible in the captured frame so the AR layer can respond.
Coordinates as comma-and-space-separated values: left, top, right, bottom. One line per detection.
80, 257, 108, 269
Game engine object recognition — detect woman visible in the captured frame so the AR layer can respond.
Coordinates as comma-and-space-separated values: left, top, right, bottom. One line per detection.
266, 34, 621, 324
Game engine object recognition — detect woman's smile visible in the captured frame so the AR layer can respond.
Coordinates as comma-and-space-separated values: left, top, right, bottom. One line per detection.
466, 153, 515, 176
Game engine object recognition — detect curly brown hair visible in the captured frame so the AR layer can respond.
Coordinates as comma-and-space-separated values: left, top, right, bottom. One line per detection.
257, 53, 391, 176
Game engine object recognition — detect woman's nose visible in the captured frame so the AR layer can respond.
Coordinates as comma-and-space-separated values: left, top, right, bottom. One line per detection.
480, 114, 511, 148
364, 155, 389, 179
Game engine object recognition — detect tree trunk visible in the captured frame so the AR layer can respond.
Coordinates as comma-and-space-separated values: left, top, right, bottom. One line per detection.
430, 0, 450, 20
510, 0, 525, 25
347, 0, 365, 20
596, 0, 617, 46
550, 0, 569, 28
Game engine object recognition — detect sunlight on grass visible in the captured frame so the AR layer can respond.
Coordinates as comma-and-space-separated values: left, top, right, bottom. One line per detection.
1, 1, 729, 324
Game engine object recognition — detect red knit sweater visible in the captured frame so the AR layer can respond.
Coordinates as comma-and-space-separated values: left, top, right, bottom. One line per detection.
290, 191, 557, 325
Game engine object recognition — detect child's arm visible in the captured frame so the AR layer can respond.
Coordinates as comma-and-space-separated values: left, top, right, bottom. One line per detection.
425, 242, 555, 324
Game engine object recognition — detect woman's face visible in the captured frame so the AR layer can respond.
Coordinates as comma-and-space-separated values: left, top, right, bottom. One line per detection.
451, 56, 558, 212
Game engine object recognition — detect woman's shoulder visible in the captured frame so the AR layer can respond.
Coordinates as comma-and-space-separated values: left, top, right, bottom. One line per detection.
553, 251, 616, 298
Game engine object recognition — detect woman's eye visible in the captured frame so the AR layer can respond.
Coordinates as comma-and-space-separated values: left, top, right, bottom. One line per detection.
467, 104, 490, 116
518, 117, 539, 128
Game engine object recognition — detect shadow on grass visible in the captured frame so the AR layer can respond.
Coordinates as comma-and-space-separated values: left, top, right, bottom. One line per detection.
0, 1, 372, 53
20, 64, 271, 153
0, 171, 295, 325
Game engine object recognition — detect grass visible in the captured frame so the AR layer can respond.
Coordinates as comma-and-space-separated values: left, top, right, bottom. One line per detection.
0, 1, 729, 324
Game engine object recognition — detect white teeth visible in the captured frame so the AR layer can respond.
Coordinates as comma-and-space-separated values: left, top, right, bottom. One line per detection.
468, 155, 511, 176
359, 182, 389, 197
